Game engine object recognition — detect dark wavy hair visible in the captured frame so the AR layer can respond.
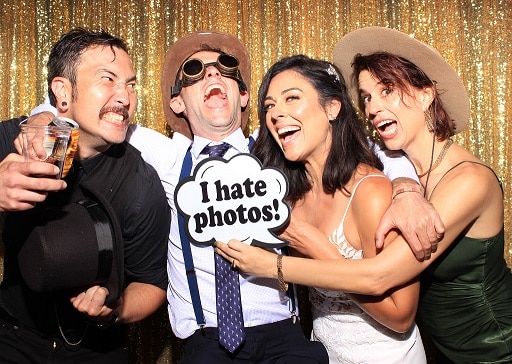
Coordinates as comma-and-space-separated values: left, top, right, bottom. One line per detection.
253, 55, 383, 205
351, 52, 454, 140
47, 28, 129, 106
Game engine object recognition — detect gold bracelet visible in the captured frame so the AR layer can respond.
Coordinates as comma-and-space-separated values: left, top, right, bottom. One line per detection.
277, 254, 288, 292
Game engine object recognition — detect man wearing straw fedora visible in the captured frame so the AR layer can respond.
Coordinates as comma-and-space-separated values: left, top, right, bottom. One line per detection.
133, 30, 330, 363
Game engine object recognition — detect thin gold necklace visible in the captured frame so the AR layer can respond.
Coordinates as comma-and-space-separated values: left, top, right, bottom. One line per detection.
417, 139, 453, 178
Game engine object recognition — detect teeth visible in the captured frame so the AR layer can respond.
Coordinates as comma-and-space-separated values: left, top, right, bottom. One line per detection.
277, 125, 300, 135
377, 120, 393, 128
204, 84, 226, 97
104, 112, 124, 124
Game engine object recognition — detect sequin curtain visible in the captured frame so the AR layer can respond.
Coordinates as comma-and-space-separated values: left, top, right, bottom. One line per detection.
1, 0, 511, 362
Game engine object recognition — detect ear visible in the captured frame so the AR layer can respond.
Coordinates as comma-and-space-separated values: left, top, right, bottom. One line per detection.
240, 91, 249, 108
327, 98, 342, 120
170, 96, 186, 114
50, 77, 72, 113
420, 86, 435, 111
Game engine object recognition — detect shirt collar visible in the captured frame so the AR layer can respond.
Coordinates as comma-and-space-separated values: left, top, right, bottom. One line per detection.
191, 128, 246, 159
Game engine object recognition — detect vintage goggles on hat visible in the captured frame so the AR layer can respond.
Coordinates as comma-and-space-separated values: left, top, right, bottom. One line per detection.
171, 53, 247, 97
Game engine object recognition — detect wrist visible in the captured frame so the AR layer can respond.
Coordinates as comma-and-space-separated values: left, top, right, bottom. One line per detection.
277, 254, 288, 291
392, 186, 423, 200
94, 311, 119, 330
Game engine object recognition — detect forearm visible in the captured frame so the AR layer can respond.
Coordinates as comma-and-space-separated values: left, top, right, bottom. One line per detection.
116, 282, 166, 323
349, 279, 420, 333
217, 238, 429, 295
279, 239, 426, 295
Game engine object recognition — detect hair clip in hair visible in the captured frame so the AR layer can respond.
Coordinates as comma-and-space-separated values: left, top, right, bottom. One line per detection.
326, 64, 340, 83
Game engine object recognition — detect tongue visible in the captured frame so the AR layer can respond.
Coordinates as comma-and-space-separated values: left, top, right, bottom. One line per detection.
205, 88, 227, 108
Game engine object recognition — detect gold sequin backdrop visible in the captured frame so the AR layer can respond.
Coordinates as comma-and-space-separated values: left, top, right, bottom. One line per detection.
1, 0, 511, 362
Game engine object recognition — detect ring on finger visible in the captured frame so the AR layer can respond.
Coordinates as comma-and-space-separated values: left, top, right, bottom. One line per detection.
231, 259, 237, 269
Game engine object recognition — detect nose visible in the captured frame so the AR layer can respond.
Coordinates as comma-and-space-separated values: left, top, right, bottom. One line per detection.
268, 103, 286, 123
204, 64, 221, 79
113, 83, 132, 106
365, 97, 382, 120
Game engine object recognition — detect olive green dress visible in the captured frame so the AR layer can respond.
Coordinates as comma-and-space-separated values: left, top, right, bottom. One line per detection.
420, 163, 512, 363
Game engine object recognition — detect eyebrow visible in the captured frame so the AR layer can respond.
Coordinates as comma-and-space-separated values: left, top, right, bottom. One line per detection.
99, 68, 137, 83
264, 87, 302, 102
359, 80, 384, 94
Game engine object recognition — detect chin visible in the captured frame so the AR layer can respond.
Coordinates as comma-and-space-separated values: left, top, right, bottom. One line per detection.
108, 131, 128, 145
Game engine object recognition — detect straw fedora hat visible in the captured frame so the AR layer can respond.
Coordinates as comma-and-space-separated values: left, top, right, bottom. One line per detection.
161, 31, 251, 139
333, 26, 469, 133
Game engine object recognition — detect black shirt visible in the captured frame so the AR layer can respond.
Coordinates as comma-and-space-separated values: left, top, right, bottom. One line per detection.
0, 120, 170, 349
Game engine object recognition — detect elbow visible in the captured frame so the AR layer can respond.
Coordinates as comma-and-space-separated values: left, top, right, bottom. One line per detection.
391, 317, 415, 333
365, 275, 391, 296
362, 260, 398, 296
379, 313, 416, 333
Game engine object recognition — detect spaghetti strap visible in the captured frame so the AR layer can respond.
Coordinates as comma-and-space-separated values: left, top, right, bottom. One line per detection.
339, 174, 386, 228
429, 160, 502, 198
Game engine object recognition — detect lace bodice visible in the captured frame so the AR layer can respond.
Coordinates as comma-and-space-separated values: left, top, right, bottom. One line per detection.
308, 174, 426, 364
310, 175, 381, 315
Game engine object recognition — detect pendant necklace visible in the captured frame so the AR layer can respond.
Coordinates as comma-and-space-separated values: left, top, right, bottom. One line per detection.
417, 139, 453, 178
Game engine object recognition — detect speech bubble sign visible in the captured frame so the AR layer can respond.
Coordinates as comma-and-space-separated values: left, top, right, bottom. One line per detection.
175, 153, 290, 248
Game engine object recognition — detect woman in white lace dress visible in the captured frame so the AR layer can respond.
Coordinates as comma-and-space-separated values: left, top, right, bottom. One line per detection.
246, 55, 426, 363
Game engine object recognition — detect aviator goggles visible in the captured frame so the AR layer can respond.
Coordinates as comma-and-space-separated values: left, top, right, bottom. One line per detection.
171, 53, 247, 97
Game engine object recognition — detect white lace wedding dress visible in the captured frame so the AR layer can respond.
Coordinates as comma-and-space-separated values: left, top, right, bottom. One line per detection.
310, 176, 426, 364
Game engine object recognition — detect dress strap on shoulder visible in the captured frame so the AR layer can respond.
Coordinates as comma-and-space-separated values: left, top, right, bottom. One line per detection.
430, 161, 502, 198
340, 174, 386, 226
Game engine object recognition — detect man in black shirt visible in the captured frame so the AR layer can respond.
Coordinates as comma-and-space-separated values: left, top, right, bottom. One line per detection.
0, 28, 169, 363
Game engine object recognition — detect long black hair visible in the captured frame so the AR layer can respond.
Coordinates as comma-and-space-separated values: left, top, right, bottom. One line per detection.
253, 55, 382, 205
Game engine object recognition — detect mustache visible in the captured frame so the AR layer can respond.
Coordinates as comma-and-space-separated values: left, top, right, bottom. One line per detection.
99, 105, 130, 120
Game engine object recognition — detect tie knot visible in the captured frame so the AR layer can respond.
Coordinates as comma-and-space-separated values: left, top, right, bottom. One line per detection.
201, 142, 231, 158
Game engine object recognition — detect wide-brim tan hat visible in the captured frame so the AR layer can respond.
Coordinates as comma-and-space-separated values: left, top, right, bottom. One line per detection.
333, 26, 469, 133
161, 30, 251, 139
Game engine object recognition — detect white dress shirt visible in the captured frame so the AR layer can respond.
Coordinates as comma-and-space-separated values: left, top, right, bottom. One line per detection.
127, 126, 292, 339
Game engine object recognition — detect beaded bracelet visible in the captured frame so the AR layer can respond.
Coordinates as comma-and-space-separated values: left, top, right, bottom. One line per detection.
277, 255, 288, 292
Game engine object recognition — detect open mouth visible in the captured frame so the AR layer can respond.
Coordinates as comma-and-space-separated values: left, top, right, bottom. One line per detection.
375, 119, 397, 137
277, 125, 301, 142
204, 84, 227, 101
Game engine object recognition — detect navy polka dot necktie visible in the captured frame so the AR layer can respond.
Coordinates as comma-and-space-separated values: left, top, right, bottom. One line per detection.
202, 142, 245, 352
201, 142, 231, 159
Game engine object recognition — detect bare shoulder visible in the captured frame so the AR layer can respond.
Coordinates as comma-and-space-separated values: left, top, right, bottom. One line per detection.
435, 160, 500, 198
429, 158, 503, 237
354, 164, 391, 193
352, 164, 392, 212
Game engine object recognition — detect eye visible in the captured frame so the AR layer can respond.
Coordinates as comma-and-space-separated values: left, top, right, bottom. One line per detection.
361, 94, 370, 103
127, 82, 137, 92
263, 102, 275, 112
102, 75, 114, 83
382, 85, 395, 97
285, 95, 299, 102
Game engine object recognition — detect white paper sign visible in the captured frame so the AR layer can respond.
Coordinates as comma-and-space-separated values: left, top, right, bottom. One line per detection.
175, 153, 290, 248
